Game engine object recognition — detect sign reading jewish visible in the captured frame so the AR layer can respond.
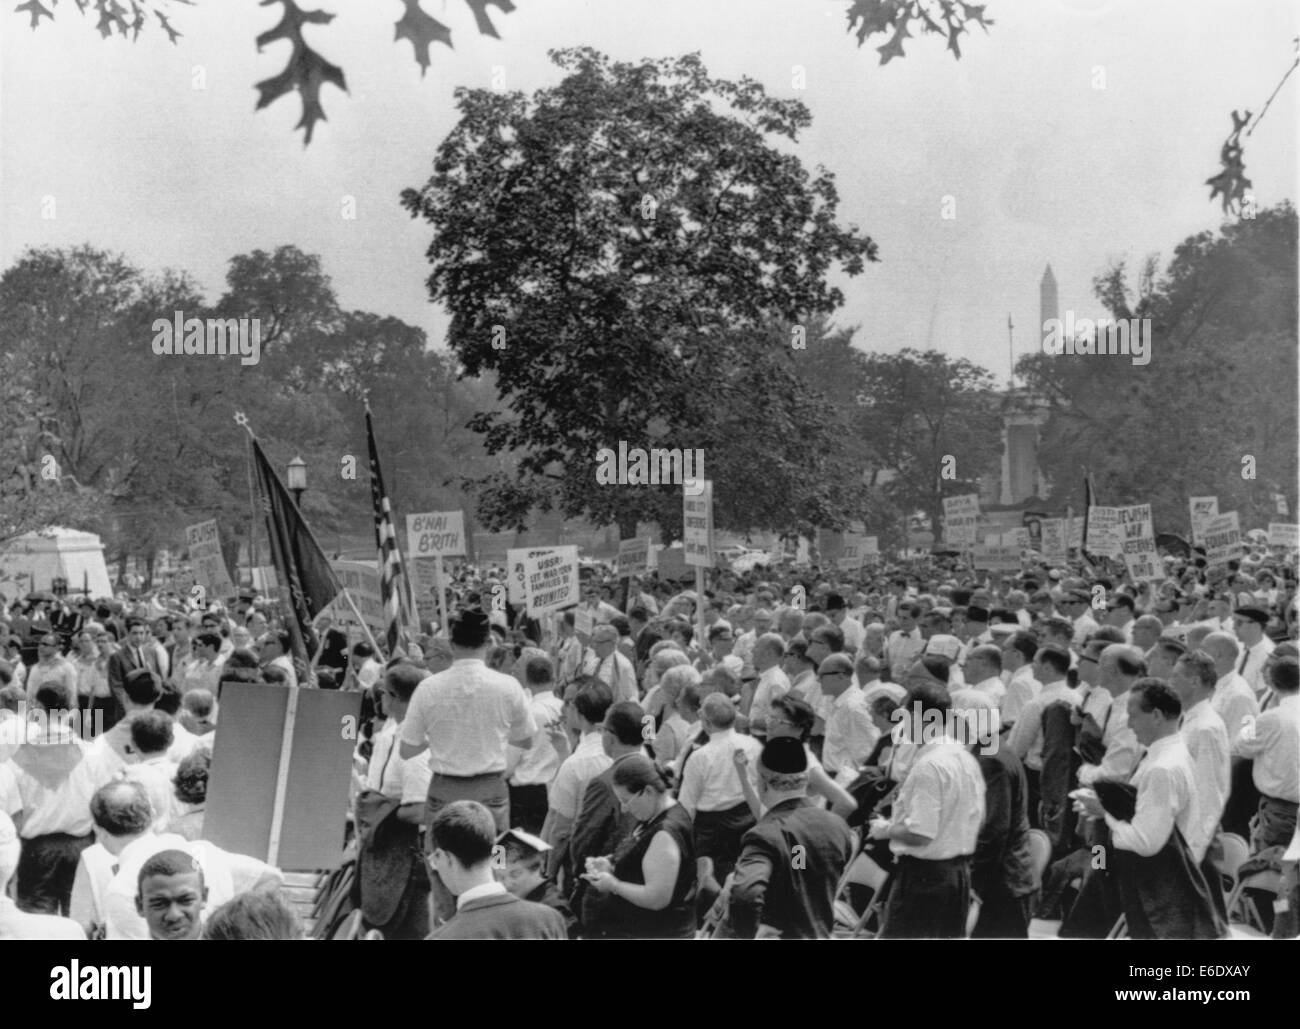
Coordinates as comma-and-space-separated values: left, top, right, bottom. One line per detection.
185, 520, 236, 600
1118, 503, 1162, 582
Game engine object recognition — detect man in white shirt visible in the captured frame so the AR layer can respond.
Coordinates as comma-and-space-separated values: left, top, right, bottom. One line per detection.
885, 603, 924, 682
26, 634, 78, 707
584, 625, 638, 704
260, 629, 298, 690
869, 681, 985, 938
963, 644, 1005, 708
91, 669, 198, 770
551, 612, 585, 692
825, 594, 865, 657
506, 654, 564, 836
1065, 590, 1101, 649
818, 654, 878, 785
542, 677, 612, 882
733, 607, 773, 671
1232, 605, 1276, 702
120, 710, 180, 831
1104, 594, 1136, 643
745, 633, 791, 736
1233, 656, 1299, 852
10, 683, 117, 915
1007, 645, 1078, 813
999, 631, 1041, 730
1073, 681, 1224, 939
1171, 651, 1230, 863
678, 693, 762, 883
0, 811, 85, 940
399, 610, 536, 926
1077, 645, 1146, 788
178, 632, 225, 696
1201, 632, 1260, 744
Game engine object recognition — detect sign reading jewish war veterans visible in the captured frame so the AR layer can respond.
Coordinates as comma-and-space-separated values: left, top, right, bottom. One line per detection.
1202, 511, 1243, 567
1267, 523, 1299, 548
617, 538, 651, 578
1041, 518, 1068, 564
1118, 503, 1162, 581
1188, 496, 1219, 546
683, 480, 714, 568
521, 546, 579, 616
185, 519, 236, 599
1086, 506, 1123, 558
943, 494, 980, 548
971, 544, 1022, 573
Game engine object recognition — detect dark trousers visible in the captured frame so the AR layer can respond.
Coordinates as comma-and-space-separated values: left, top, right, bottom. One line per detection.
423, 772, 509, 927
1025, 767, 1041, 830
508, 783, 549, 837
878, 854, 972, 939
17, 832, 94, 915
693, 802, 756, 885
972, 884, 1032, 938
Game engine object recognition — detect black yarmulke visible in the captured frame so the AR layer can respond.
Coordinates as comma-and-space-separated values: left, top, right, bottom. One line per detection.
760, 736, 808, 774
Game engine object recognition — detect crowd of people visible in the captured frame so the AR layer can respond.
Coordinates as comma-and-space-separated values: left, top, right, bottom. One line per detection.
1, 543, 1297, 940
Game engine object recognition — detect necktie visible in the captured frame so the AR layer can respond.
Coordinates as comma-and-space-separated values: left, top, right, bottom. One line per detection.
135, 648, 144, 668
1238, 648, 1249, 675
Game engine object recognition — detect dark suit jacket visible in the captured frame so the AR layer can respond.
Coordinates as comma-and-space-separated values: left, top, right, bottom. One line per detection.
426, 892, 568, 941
107, 646, 162, 711
973, 748, 1036, 899
568, 753, 640, 924
728, 797, 854, 939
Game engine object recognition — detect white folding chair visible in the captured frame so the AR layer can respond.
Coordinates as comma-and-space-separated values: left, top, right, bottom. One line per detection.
832, 851, 891, 939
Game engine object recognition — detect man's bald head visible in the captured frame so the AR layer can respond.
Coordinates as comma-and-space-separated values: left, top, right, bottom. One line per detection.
1201, 632, 1240, 675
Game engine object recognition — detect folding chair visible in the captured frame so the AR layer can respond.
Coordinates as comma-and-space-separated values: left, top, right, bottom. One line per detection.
1226, 869, 1283, 935
965, 892, 983, 938
831, 850, 890, 938
1212, 832, 1250, 908
1025, 829, 1054, 886
1105, 914, 1128, 940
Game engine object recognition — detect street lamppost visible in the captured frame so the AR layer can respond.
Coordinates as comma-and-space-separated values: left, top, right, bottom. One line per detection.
287, 455, 307, 509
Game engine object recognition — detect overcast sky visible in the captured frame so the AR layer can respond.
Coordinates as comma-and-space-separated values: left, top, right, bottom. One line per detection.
4, 0, 1296, 382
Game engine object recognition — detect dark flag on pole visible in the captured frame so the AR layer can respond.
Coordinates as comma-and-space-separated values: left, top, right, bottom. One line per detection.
366, 403, 414, 658
1081, 474, 1099, 571
248, 434, 343, 666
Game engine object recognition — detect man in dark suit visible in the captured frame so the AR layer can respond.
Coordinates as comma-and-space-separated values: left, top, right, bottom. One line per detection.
426, 801, 567, 940
725, 737, 854, 939
106, 619, 162, 728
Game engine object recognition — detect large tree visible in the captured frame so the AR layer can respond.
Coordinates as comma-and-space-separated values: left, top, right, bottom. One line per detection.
1017, 202, 1298, 534
402, 48, 877, 539
851, 349, 1003, 538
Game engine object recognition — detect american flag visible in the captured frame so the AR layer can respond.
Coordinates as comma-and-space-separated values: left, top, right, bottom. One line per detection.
366, 403, 414, 657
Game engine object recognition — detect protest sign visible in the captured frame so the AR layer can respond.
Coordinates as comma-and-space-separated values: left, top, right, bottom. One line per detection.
205, 684, 361, 870
1267, 523, 1298, 548
1118, 503, 1162, 581
683, 481, 714, 568
406, 511, 466, 558
1086, 506, 1122, 558
508, 547, 560, 605
522, 546, 580, 616
1202, 512, 1243, 567
408, 556, 441, 626
617, 538, 651, 578
838, 533, 868, 572
1041, 518, 1068, 564
315, 560, 385, 640
943, 494, 980, 548
971, 544, 1021, 573
185, 519, 236, 600
1188, 496, 1218, 546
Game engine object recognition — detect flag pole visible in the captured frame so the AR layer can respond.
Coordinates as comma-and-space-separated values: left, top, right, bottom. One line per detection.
340, 588, 385, 659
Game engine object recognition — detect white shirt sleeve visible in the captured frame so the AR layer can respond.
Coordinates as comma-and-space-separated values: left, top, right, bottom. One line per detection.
1106, 766, 1178, 857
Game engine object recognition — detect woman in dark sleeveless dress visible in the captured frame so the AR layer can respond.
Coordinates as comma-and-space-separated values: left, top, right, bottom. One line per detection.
582, 754, 697, 939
